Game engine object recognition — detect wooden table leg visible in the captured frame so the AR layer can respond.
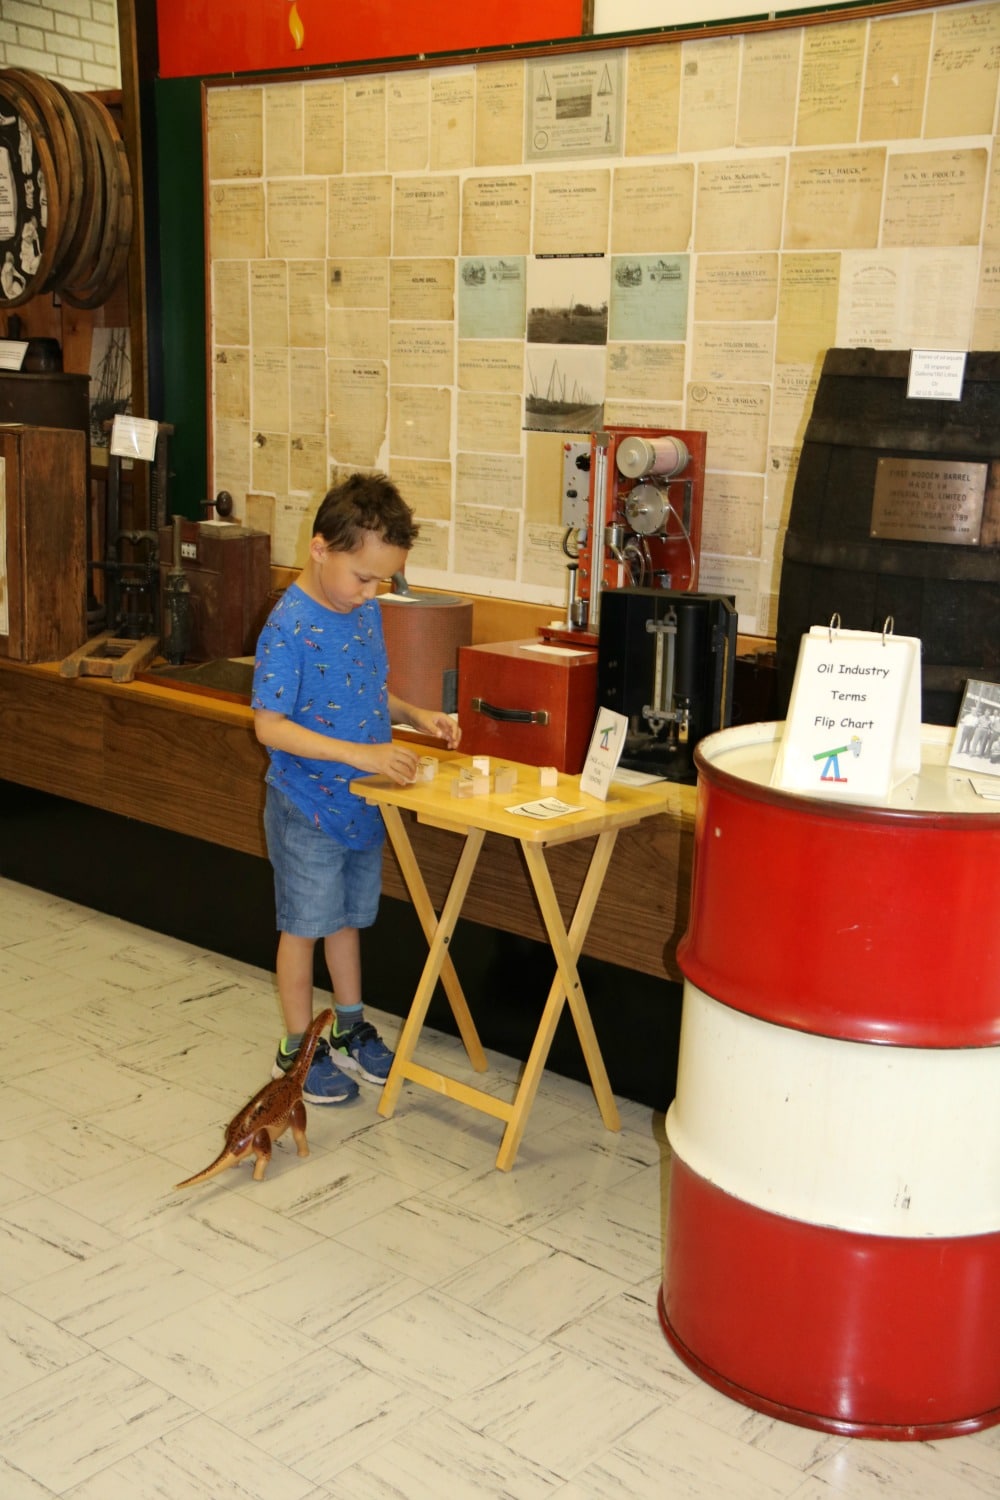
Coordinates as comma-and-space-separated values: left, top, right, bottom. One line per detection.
378, 811, 487, 1119
494, 831, 621, 1171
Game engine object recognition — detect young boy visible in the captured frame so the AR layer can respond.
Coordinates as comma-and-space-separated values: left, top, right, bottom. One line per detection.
252, 473, 461, 1104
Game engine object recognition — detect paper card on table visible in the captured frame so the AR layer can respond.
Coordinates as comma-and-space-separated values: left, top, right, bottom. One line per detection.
506, 797, 586, 819
771, 623, 921, 801
110, 414, 159, 462
579, 708, 629, 801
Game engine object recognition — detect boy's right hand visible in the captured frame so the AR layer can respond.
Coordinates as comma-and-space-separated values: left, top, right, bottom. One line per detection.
357, 741, 420, 785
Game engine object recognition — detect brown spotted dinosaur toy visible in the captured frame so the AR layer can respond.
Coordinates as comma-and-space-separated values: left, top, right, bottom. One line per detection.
175, 1008, 333, 1189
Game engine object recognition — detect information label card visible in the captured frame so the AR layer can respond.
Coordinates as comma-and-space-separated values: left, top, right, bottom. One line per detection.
771, 624, 921, 802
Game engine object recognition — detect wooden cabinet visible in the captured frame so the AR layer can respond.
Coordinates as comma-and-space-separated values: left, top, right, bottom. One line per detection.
0, 424, 87, 662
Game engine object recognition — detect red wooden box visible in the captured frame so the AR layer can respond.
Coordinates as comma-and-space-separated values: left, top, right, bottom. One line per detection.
457, 639, 598, 773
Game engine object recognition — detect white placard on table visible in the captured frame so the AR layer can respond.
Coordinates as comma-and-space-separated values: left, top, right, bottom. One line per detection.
771, 621, 921, 802
579, 707, 629, 801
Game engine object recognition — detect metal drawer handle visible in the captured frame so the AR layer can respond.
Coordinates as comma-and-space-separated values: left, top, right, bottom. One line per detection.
470, 697, 549, 726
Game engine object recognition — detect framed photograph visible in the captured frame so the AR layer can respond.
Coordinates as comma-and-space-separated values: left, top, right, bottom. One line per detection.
949, 678, 1000, 777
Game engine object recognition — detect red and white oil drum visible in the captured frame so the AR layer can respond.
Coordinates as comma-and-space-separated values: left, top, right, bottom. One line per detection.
659, 721, 1000, 1439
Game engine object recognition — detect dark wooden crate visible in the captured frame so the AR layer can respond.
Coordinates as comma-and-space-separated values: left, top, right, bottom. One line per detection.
0, 423, 87, 662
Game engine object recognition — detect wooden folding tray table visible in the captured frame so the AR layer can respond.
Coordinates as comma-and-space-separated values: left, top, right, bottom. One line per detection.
351, 757, 670, 1170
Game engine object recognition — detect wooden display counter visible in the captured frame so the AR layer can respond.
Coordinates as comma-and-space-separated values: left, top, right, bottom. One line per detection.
0, 658, 696, 982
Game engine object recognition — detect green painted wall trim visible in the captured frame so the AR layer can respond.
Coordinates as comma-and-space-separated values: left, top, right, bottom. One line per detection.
153, 76, 207, 520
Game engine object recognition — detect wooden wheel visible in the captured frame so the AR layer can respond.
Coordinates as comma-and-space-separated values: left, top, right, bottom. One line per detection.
3, 69, 82, 284
0, 74, 62, 307
61, 93, 133, 310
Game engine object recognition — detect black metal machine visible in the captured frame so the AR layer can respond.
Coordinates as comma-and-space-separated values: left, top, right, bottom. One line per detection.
596, 587, 738, 783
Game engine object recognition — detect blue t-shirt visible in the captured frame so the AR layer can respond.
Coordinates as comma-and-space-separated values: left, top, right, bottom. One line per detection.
251, 584, 391, 849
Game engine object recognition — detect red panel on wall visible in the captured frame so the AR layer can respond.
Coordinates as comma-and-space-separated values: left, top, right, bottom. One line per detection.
157, 1, 586, 79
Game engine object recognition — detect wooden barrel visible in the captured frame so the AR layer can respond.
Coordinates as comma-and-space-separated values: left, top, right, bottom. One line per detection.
776, 349, 1000, 726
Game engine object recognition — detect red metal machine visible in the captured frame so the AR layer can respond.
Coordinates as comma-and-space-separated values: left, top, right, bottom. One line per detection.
552, 424, 707, 646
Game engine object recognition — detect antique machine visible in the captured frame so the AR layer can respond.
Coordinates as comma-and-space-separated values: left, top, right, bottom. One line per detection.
554, 424, 707, 645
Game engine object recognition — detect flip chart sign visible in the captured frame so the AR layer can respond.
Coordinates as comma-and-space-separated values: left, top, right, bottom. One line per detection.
772, 623, 921, 802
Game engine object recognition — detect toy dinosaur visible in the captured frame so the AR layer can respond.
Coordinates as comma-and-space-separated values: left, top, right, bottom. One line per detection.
174, 1008, 333, 1189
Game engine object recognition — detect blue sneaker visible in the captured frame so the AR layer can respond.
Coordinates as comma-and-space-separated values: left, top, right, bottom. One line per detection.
271, 1036, 360, 1105
332, 1020, 395, 1084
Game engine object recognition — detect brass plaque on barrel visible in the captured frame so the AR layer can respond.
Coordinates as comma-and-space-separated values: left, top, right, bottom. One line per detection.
871, 457, 986, 546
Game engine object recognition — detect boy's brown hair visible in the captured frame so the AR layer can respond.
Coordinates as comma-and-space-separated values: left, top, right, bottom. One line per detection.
313, 472, 419, 552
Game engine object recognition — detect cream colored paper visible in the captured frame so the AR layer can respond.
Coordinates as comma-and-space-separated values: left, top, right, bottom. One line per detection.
522, 522, 567, 588
776, 254, 840, 365
390, 260, 455, 322
860, 13, 933, 141
272, 493, 313, 569
327, 258, 389, 311
624, 43, 680, 158
393, 176, 460, 258
328, 177, 392, 258
737, 32, 800, 148
328, 362, 388, 468
686, 381, 770, 473
289, 435, 326, 497
345, 77, 386, 173
691, 324, 774, 384
533, 172, 611, 255
526, 53, 625, 161
389, 457, 452, 521
456, 451, 523, 509
458, 341, 524, 394
882, 150, 988, 249
475, 59, 524, 167
679, 36, 739, 153
326, 308, 388, 362
208, 183, 265, 260
206, 87, 263, 182
250, 261, 287, 347
213, 348, 249, 420
695, 158, 785, 252
784, 149, 885, 251
251, 430, 289, 496
389, 386, 452, 460
454, 504, 519, 579
430, 69, 475, 171
388, 72, 429, 173
267, 182, 326, 259
265, 85, 302, 178
213, 261, 249, 346
252, 350, 289, 434
457, 391, 522, 454
610, 164, 694, 253
288, 262, 326, 348
926, 3, 1000, 138
289, 350, 326, 435
213, 417, 251, 505
461, 176, 532, 256
304, 80, 344, 176
390, 324, 455, 386
693, 253, 779, 322
796, 21, 865, 148
701, 473, 764, 557
605, 342, 684, 403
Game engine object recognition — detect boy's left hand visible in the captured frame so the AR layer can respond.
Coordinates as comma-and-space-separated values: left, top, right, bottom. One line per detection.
411, 707, 462, 748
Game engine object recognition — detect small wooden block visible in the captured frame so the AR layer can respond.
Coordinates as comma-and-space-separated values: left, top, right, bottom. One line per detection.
539, 765, 559, 787
451, 775, 474, 798
469, 774, 490, 796
493, 765, 517, 794
416, 756, 438, 782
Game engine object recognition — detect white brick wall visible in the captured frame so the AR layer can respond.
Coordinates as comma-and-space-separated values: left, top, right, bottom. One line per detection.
0, 0, 120, 90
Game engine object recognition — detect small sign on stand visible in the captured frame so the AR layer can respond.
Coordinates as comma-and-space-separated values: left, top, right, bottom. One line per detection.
771, 617, 921, 802
580, 708, 629, 800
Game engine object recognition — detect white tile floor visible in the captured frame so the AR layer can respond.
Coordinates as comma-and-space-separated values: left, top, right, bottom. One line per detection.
1, 875, 998, 1498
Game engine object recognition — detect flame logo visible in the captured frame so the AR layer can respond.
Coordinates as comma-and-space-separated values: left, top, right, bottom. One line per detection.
288, 2, 305, 49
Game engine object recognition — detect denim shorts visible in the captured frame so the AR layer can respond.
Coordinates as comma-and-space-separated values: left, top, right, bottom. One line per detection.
264, 784, 383, 938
